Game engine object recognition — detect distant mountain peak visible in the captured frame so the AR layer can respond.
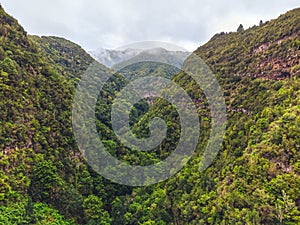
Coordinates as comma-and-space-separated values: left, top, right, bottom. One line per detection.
90, 47, 190, 68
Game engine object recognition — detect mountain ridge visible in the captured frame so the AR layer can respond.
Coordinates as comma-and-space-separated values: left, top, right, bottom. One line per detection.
91, 47, 190, 68
195, 7, 300, 80
0, 4, 300, 224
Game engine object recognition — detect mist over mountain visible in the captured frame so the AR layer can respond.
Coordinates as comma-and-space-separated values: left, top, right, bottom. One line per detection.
90, 47, 142, 67
90, 47, 190, 68
0, 3, 300, 225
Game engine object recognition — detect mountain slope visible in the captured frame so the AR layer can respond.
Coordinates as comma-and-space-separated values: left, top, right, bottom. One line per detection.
196, 7, 300, 80
114, 8, 300, 225
1, 4, 300, 225
30, 35, 94, 82
0, 5, 114, 224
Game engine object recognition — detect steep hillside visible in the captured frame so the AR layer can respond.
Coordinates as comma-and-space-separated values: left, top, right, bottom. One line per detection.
196, 7, 300, 80
30, 35, 94, 83
1, 4, 300, 225
113, 8, 300, 225
0, 5, 114, 224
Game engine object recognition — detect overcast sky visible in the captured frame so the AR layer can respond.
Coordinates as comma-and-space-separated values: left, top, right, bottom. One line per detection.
1, 0, 299, 51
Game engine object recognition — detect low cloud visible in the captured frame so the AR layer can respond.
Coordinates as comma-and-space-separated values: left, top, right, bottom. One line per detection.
2, 0, 299, 51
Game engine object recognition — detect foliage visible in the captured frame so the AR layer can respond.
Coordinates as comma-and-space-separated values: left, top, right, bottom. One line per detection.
0, 4, 300, 225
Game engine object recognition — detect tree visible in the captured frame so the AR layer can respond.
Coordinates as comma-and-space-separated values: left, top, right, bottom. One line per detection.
237, 24, 244, 32
30, 202, 74, 225
259, 20, 263, 26
83, 195, 111, 225
29, 160, 63, 203
0, 57, 18, 75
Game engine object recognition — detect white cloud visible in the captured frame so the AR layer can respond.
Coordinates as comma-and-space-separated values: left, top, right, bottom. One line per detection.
1, 0, 299, 51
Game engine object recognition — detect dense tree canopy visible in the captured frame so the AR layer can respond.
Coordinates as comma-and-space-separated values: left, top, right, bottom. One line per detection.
0, 4, 299, 224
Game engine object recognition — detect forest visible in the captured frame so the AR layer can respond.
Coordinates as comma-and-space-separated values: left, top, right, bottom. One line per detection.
0, 4, 300, 224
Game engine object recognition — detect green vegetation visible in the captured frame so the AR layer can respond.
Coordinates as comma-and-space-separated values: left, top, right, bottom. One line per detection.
0, 3, 300, 224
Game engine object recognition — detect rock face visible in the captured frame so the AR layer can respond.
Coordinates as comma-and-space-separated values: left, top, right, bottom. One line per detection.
196, 7, 300, 80
250, 33, 299, 80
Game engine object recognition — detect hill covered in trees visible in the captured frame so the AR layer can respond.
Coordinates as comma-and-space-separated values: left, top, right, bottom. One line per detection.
0, 4, 300, 224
